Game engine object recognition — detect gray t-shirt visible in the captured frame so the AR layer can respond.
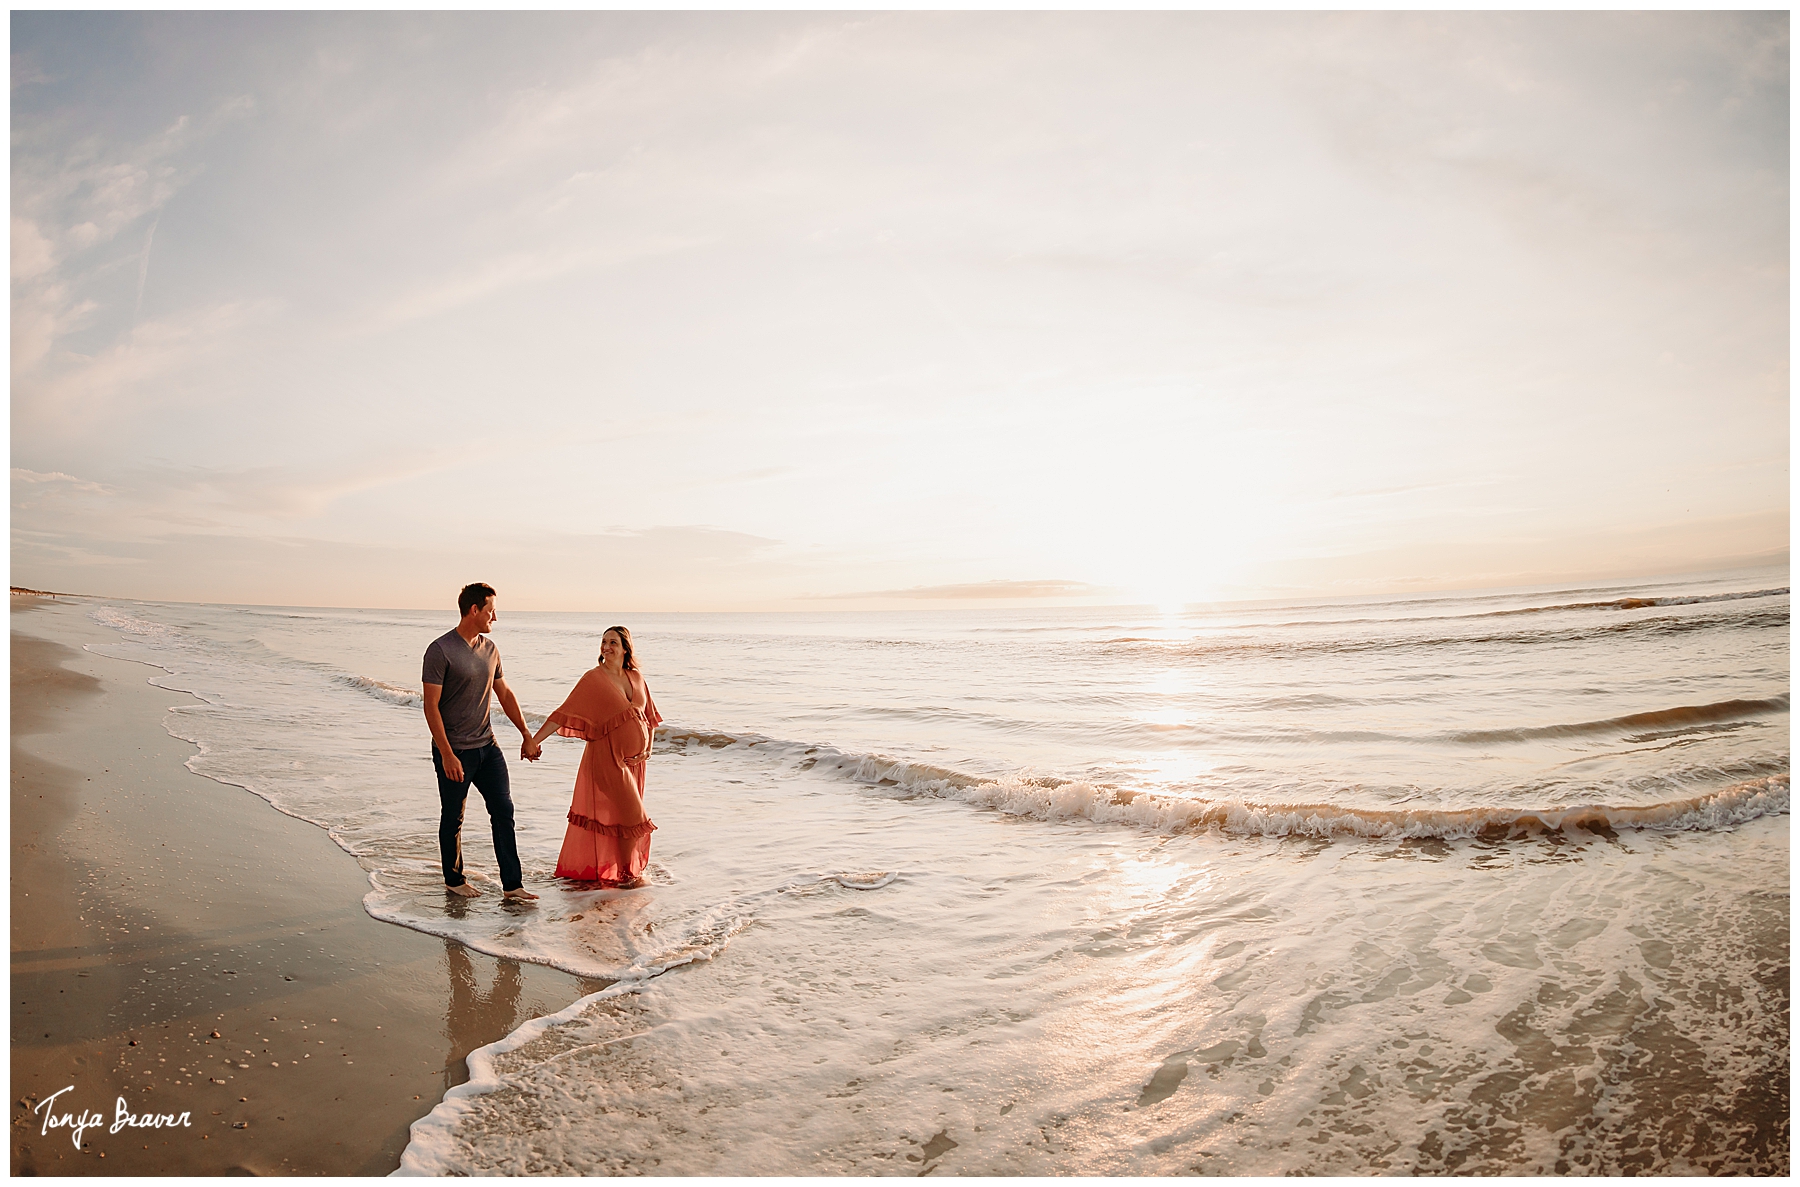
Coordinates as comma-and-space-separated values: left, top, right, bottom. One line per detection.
422, 629, 503, 749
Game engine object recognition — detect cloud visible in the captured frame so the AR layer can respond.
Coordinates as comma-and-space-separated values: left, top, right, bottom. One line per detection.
807, 578, 1112, 601
7, 521, 800, 610
359, 234, 703, 333
11, 527, 145, 568
11, 216, 57, 282
18, 299, 280, 436
576, 524, 786, 564
11, 93, 254, 378
12, 468, 114, 493
11, 467, 119, 513
1235, 508, 1791, 597
129, 450, 464, 520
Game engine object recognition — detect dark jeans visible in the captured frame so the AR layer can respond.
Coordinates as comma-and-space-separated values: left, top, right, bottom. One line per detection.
433, 742, 523, 892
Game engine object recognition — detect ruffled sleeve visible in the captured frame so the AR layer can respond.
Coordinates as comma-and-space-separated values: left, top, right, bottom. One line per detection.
547, 669, 639, 741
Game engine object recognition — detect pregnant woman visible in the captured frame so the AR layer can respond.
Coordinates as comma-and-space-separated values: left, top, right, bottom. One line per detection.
528, 626, 663, 886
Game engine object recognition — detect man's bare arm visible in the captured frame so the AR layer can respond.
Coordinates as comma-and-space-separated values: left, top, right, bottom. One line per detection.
494, 677, 540, 760
423, 683, 465, 782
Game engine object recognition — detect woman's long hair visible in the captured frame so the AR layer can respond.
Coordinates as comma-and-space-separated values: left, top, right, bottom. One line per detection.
602, 626, 638, 672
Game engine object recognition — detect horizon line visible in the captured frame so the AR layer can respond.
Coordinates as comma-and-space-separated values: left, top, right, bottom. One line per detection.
13, 561, 1789, 618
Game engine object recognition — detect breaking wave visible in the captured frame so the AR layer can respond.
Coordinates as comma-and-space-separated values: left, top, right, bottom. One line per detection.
1443, 696, 1789, 744
1104, 606, 1787, 659
883, 768, 1790, 841
333, 672, 422, 708
1478, 587, 1790, 617
1242, 585, 1790, 632
661, 690, 1787, 767
91, 604, 180, 641
335, 671, 548, 728
656, 726, 1789, 841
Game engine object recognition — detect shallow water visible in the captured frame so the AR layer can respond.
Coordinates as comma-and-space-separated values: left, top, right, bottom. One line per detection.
81, 569, 1789, 1174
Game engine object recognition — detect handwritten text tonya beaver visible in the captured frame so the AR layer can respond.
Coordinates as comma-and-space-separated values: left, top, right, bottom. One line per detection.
34, 1085, 192, 1148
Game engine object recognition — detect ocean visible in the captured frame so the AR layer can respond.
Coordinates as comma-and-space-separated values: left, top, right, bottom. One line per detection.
79, 569, 1788, 1174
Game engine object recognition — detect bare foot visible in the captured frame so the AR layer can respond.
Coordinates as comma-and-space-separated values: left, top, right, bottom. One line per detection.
446, 882, 480, 898
502, 887, 539, 902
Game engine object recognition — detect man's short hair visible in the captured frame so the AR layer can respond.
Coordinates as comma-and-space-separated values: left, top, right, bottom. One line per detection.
458, 582, 497, 617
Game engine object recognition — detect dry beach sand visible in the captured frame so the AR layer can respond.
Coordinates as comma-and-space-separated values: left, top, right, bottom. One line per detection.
10, 595, 602, 1174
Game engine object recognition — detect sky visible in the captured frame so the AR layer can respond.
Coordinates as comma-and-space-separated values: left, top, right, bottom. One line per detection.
10, 12, 1789, 612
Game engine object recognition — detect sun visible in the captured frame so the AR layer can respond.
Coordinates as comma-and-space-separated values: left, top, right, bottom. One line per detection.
1127, 580, 1209, 620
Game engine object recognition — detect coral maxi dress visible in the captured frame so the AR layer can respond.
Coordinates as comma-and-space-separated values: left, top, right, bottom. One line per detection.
547, 666, 663, 884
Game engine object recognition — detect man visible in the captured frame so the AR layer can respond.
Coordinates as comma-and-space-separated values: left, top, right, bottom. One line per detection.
422, 582, 541, 902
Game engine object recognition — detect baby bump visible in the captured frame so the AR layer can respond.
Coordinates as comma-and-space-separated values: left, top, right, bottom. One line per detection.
607, 715, 651, 765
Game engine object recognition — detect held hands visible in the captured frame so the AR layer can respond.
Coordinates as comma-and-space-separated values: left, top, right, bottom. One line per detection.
522, 738, 543, 762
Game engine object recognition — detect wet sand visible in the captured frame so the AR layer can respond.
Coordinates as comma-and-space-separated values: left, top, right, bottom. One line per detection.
10, 597, 604, 1174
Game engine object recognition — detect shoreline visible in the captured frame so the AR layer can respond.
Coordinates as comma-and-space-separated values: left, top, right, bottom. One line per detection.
10, 597, 603, 1174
